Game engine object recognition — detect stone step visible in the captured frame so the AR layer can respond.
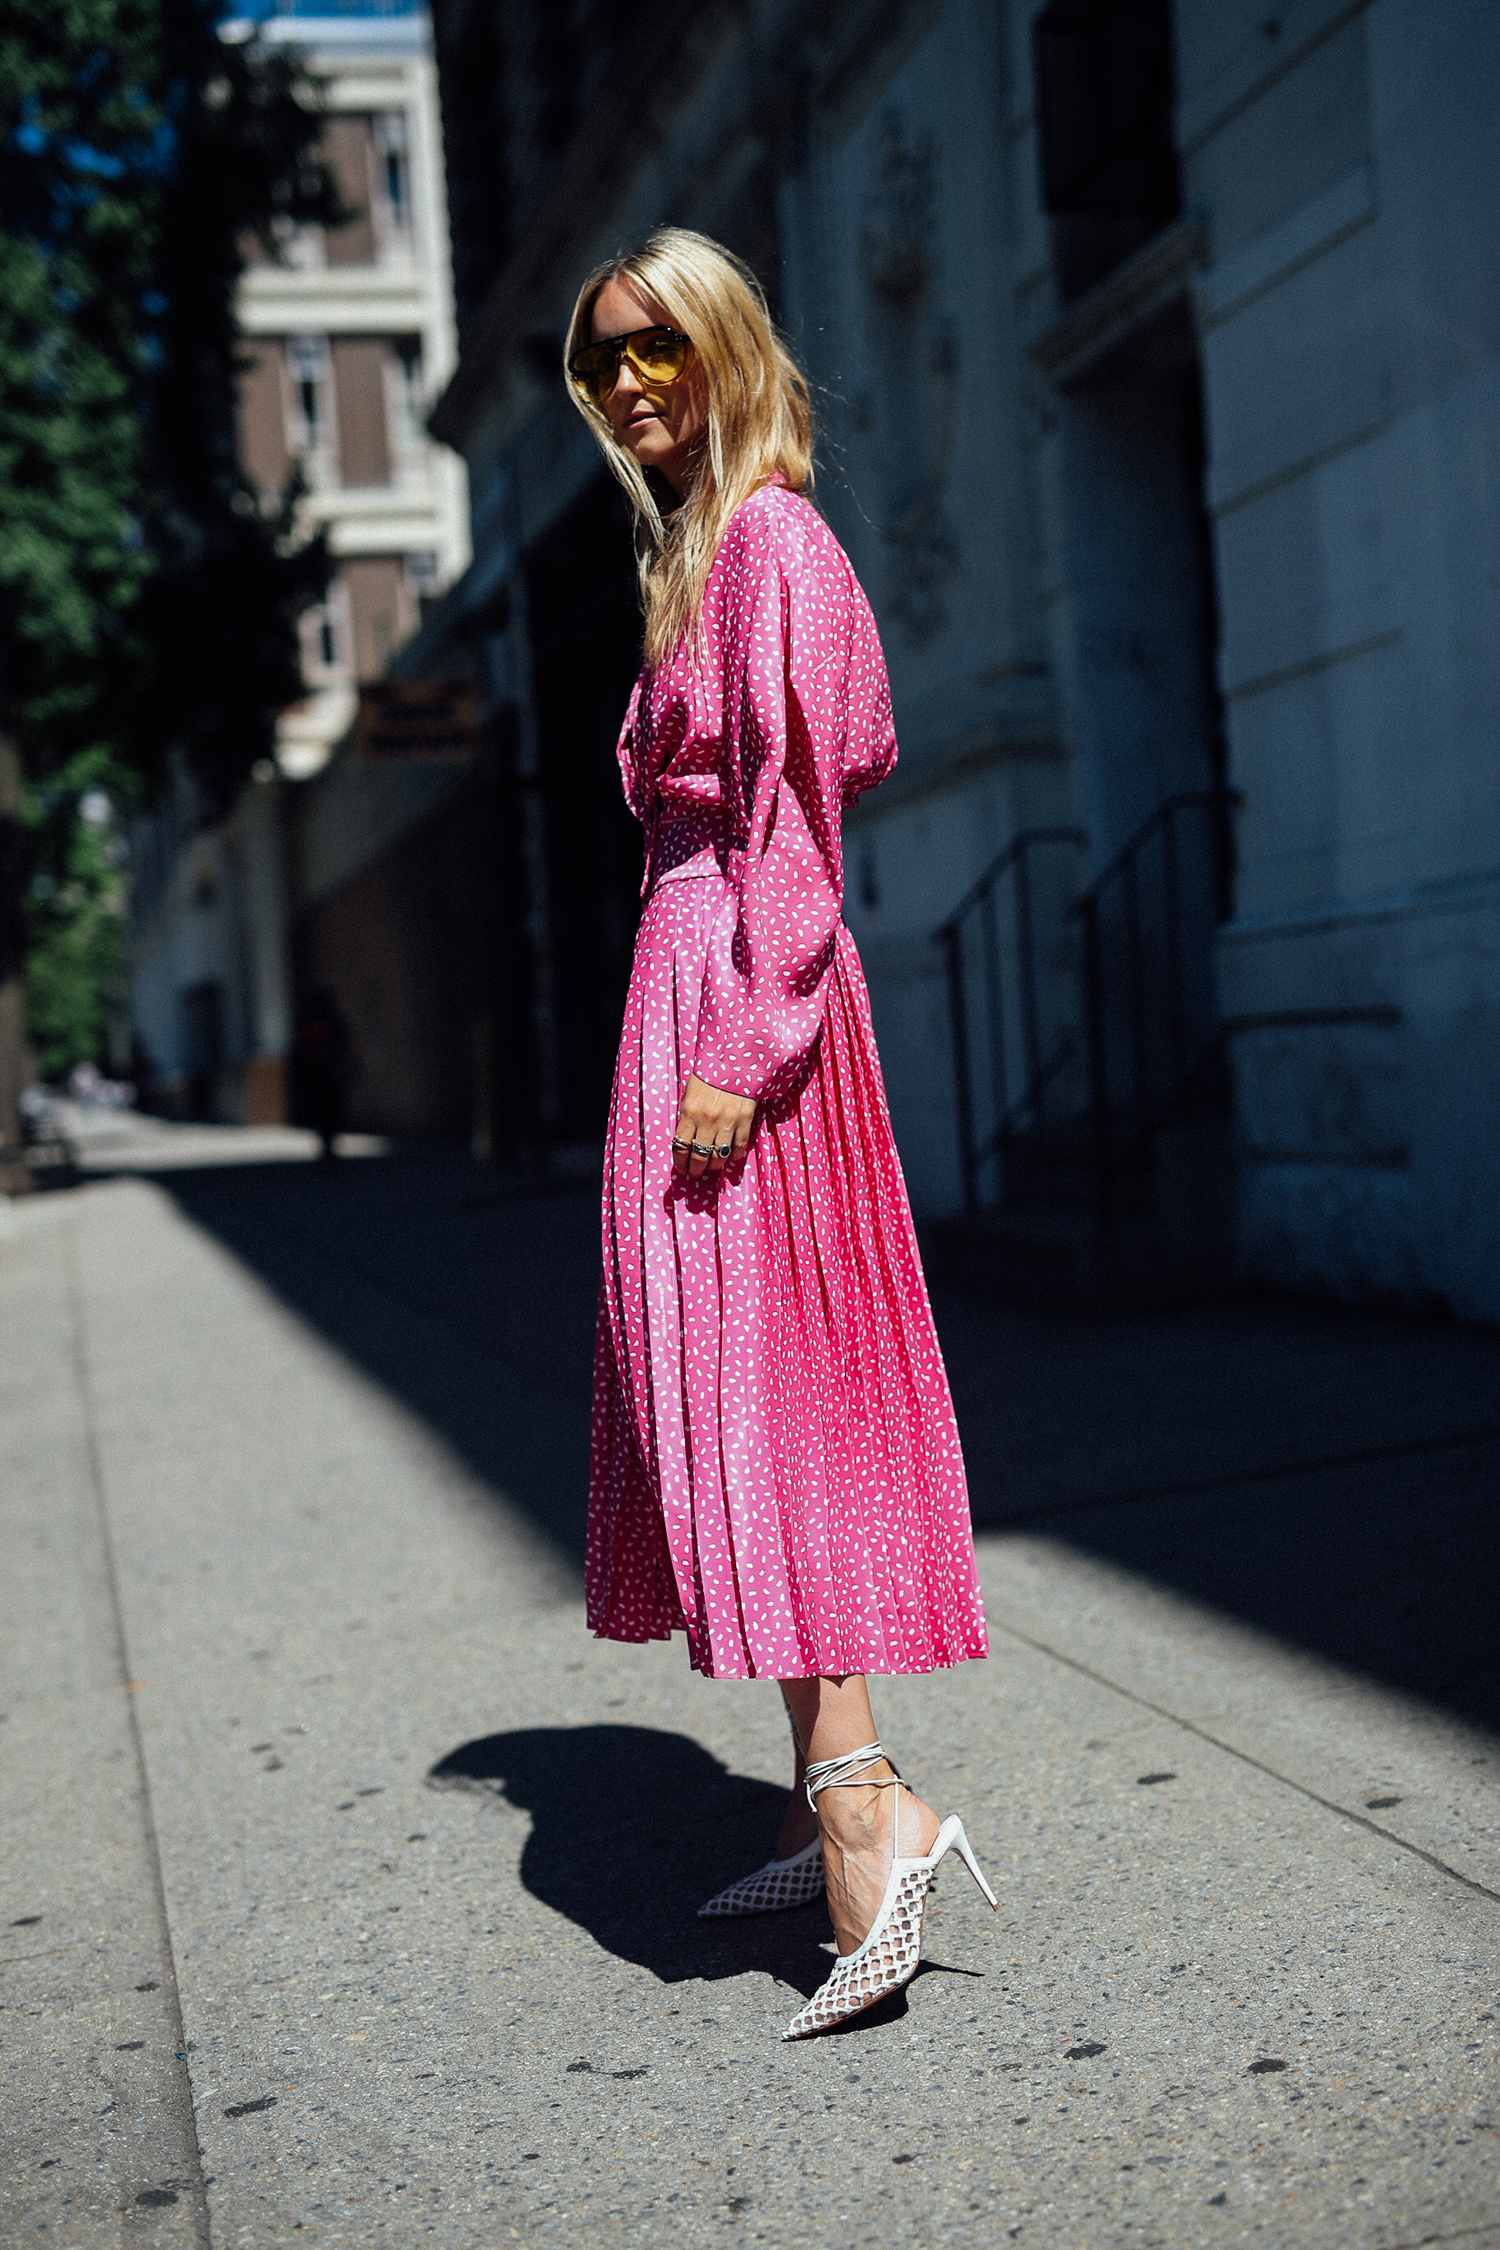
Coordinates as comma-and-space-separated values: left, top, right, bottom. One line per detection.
924, 1202, 1231, 1316
998, 1130, 1154, 1217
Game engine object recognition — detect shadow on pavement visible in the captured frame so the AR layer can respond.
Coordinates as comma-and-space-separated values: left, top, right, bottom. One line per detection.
138, 1141, 1500, 1735
147, 1143, 602, 1564
939, 1290, 1500, 1732
427, 1724, 835, 1996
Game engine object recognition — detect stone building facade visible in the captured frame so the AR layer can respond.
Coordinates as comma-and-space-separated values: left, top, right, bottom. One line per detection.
390, 0, 1497, 1320
129, 1, 470, 1122
234, 1, 470, 779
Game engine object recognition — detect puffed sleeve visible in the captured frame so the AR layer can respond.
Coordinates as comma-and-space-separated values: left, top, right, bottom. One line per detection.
691, 499, 893, 1102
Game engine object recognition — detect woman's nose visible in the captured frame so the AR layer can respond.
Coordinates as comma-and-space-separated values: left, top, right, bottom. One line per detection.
611, 356, 643, 410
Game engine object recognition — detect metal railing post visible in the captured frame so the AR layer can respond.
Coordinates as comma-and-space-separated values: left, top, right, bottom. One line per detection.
1161, 803, 1187, 1094
1122, 851, 1151, 1144
1014, 841, 1042, 1110
943, 924, 978, 1214
934, 824, 1091, 1215
981, 878, 1007, 1170
1081, 893, 1113, 1236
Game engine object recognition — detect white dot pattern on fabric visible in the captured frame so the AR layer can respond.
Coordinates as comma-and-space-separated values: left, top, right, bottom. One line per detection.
586, 482, 990, 1683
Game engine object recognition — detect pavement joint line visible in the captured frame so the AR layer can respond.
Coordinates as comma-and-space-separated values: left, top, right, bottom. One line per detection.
986, 1422, 1500, 1528
1383, 2225, 1500, 2250
64, 1216, 215, 2250
991, 1613, 1500, 1907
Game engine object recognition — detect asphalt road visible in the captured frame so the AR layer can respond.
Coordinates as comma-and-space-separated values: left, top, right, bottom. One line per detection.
3, 1126, 1498, 2248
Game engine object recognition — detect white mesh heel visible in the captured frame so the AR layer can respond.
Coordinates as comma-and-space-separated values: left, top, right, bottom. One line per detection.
782, 1743, 998, 2043
698, 1834, 826, 1917
699, 1701, 825, 1918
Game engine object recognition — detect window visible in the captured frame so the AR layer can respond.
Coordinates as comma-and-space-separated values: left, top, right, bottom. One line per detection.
285, 335, 337, 488
1033, 0, 1181, 303
300, 582, 349, 685
287, 338, 323, 438
375, 112, 412, 236
387, 337, 427, 477
405, 549, 442, 619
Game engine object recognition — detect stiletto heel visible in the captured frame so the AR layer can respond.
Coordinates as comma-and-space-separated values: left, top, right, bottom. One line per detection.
946, 1817, 999, 1909
781, 1744, 997, 2042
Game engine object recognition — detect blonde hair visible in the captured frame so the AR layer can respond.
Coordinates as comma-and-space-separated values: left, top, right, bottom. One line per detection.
564, 228, 814, 665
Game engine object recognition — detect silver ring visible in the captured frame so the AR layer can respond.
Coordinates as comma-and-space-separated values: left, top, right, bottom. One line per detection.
715, 1143, 732, 1158
671, 1136, 693, 1152
690, 1140, 714, 1158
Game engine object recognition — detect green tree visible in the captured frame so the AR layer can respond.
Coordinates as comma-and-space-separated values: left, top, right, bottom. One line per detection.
0, 0, 340, 1120
22, 754, 131, 1082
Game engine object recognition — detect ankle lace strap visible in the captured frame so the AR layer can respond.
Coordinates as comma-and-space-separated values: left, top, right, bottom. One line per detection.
804, 1740, 906, 1855
804, 1740, 904, 1805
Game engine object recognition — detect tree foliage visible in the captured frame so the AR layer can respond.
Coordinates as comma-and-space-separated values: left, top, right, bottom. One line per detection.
22, 752, 132, 1080
0, 0, 341, 803
0, 0, 345, 1087
0, 0, 157, 779
124, 3, 344, 813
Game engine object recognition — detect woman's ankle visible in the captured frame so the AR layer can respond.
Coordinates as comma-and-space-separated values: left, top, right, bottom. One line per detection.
818, 1779, 938, 1859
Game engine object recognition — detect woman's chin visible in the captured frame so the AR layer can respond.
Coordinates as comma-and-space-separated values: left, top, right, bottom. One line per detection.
623, 433, 672, 471
627, 445, 688, 493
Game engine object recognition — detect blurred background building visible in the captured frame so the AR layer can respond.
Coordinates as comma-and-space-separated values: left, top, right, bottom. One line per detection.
125, 0, 1500, 1326
128, 0, 469, 1124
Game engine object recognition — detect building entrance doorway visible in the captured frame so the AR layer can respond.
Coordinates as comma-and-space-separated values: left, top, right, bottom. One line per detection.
180, 979, 225, 1122
525, 472, 647, 1138
1057, 297, 1227, 865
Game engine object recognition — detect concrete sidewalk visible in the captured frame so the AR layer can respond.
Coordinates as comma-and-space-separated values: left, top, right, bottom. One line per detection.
2, 1143, 1497, 2248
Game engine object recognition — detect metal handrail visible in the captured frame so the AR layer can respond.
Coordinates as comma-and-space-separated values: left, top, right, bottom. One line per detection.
934, 824, 1089, 940
1067, 788, 1240, 926
935, 789, 1240, 1229
934, 825, 1088, 1211
1070, 788, 1240, 1231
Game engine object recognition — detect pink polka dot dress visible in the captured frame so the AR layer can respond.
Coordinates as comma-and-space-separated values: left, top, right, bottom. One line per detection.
587, 481, 988, 1682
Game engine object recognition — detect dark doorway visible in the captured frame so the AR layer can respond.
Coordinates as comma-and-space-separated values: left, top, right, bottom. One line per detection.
1034, 0, 1182, 304
180, 979, 224, 1121
526, 472, 648, 1136
1057, 299, 1224, 860
1042, 300, 1231, 1147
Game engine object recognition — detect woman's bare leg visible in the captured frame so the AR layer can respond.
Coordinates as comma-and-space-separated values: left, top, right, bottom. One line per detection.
773, 1688, 817, 1859
782, 1674, 940, 1955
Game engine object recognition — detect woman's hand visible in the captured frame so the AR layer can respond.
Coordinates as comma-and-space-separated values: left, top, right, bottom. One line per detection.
672, 1074, 757, 1179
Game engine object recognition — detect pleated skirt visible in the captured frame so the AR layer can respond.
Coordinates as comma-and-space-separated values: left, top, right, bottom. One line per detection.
586, 867, 989, 1681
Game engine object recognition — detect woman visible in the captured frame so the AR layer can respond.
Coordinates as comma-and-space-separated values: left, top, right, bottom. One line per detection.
565, 229, 993, 2041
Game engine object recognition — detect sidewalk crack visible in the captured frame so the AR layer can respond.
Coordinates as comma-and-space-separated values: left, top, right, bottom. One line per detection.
993, 1612, 1500, 1907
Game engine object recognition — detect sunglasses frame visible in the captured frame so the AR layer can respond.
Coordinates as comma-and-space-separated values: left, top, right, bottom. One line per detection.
568, 325, 696, 405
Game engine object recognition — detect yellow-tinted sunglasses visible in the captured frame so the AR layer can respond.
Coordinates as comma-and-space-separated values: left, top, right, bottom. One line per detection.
568, 325, 695, 406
